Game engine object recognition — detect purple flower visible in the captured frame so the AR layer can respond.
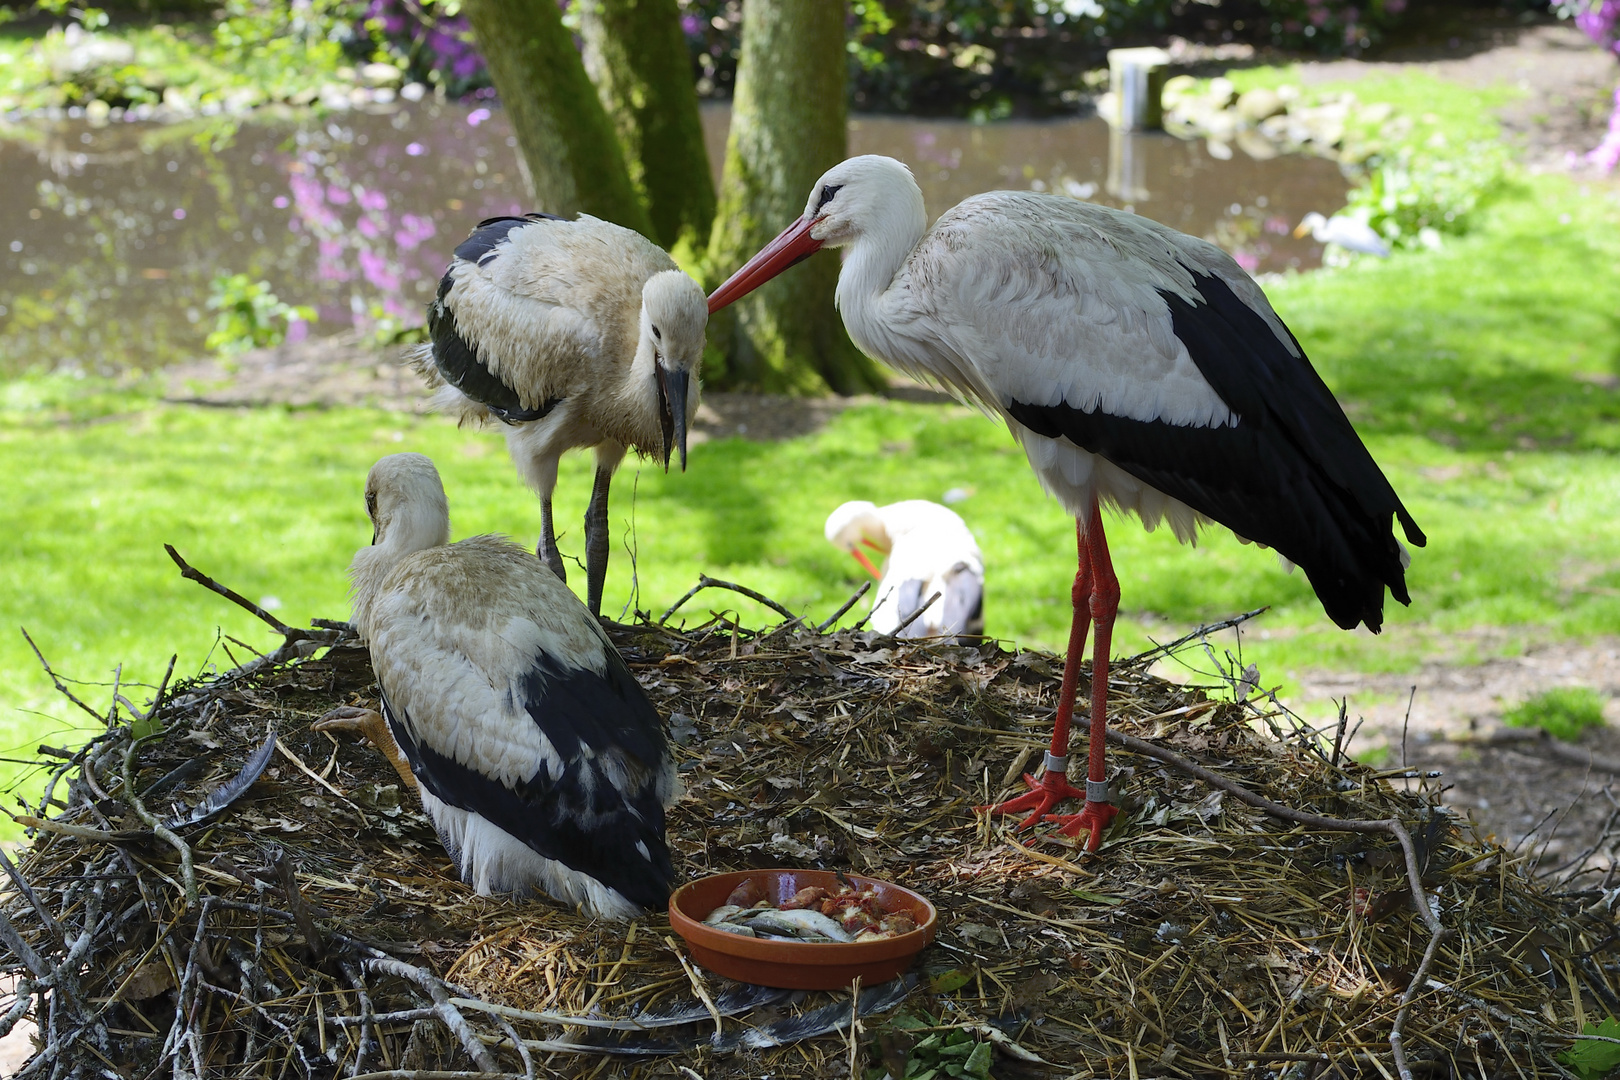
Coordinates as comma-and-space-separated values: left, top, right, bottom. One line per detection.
326, 184, 352, 205
468, 107, 491, 126
173, 208, 186, 219
357, 187, 389, 212
681, 13, 701, 36
273, 195, 289, 208
406, 142, 425, 156
359, 248, 400, 292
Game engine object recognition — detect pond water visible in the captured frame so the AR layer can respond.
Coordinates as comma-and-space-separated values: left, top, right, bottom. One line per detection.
0, 102, 1349, 377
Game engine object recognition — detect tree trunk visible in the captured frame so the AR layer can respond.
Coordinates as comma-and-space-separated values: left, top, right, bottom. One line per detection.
460, 0, 653, 237
577, 0, 715, 255
705, 0, 882, 395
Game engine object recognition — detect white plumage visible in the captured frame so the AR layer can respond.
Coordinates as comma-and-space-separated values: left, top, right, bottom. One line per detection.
1293, 210, 1391, 258
823, 499, 984, 639
332, 453, 679, 919
416, 213, 707, 615
709, 154, 1424, 850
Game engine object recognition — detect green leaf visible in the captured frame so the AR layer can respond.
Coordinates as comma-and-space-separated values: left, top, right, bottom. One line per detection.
888, 1012, 933, 1031
928, 969, 972, 994
1559, 1017, 1620, 1080
963, 1041, 995, 1080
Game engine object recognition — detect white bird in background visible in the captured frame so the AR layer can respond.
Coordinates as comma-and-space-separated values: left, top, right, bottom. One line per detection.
317, 453, 679, 919
709, 155, 1424, 851
824, 499, 984, 639
416, 213, 708, 616
1293, 211, 1391, 258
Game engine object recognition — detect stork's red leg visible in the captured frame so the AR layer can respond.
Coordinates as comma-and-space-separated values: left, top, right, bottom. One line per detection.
977, 513, 1093, 830
1044, 503, 1121, 851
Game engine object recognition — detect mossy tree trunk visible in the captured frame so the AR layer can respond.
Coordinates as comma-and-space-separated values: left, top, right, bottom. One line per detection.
577, 0, 715, 255
705, 0, 882, 395
461, 0, 653, 238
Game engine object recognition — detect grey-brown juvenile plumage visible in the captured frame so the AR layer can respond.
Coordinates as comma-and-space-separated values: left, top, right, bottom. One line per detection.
337, 452, 679, 919
415, 213, 707, 616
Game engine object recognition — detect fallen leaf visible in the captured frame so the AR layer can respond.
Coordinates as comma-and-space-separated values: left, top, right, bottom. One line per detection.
119, 961, 175, 1001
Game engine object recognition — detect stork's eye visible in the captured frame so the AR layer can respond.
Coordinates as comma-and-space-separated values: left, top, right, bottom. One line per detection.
815, 184, 843, 212
652, 326, 662, 341
365, 491, 378, 518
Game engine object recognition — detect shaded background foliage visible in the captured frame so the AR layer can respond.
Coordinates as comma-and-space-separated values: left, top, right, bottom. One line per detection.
5, 0, 1542, 120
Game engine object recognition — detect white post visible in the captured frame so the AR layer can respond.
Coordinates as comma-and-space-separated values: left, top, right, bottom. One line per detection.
1106, 47, 1171, 131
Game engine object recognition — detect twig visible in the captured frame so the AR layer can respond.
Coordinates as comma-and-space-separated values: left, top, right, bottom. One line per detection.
115, 653, 176, 723
20, 628, 105, 724
163, 544, 346, 669
1101, 727, 1449, 1080
659, 574, 799, 625
121, 732, 196, 908
363, 956, 499, 1072
164, 543, 296, 637
268, 846, 325, 960
817, 580, 872, 633
664, 935, 723, 1042
1121, 607, 1268, 668
889, 591, 942, 637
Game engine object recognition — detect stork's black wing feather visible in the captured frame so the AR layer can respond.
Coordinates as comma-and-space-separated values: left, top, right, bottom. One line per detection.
379, 648, 675, 912
1007, 267, 1423, 633
425, 213, 567, 424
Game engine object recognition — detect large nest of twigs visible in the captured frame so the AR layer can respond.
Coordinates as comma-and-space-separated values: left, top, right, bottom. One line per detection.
2, 586, 1615, 1079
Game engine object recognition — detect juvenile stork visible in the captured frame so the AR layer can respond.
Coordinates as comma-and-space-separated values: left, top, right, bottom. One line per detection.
318, 453, 679, 919
417, 213, 708, 615
824, 499, 984, 639
709, 155, 1425, 851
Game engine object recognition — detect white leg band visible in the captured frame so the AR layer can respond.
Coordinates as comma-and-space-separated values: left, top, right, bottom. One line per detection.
1043, 752, 1068, 775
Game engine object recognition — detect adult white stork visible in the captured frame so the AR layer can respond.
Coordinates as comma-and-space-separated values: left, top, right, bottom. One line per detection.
318, 453, 679, 919
709, 155, 1424, 851
416, 213, 708, 615
1293, 211, 1391, 258
824, 499, 985, 639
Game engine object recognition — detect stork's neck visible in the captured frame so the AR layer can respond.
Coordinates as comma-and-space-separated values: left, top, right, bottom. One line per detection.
349, 508, 449, 637
834, 196, 927, 358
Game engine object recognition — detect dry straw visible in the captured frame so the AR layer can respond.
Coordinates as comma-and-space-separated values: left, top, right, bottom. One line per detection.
1, 561, 1614, 1078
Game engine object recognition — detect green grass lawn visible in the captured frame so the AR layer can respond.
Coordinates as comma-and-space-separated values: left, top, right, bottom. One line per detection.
4, 73, 1620, 823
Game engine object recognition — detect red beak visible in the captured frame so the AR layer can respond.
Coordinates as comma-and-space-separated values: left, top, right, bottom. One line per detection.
851, 548, 882, 580
708, 216, 825, 314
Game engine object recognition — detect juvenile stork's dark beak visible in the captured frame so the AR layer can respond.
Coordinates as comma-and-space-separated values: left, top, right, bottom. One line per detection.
657, 367, 690, 472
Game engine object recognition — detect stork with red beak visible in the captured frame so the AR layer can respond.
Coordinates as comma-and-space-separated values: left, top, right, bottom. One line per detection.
709, 155, 1424, 851
416, 213, 707, 616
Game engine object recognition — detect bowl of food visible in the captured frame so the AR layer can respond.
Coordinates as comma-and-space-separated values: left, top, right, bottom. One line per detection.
667, 869, 937, 990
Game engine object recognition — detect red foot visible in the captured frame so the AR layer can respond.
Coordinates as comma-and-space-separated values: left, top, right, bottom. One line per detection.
977, 770, 1085, 832
1045, 800, 1119, 852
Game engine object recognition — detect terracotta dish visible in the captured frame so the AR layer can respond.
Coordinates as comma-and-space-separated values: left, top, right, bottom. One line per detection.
668, 869, 937, 990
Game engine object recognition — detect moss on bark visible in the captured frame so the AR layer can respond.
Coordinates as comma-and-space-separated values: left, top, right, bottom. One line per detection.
461, 0, 652, 237
705, 0, 882, 395
577, 0, 716, 254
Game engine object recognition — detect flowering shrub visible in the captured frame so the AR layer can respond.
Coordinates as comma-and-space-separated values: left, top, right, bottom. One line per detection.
204, 274, 316, 355
360, 0, 490, 98
1552, 0, 1620, 171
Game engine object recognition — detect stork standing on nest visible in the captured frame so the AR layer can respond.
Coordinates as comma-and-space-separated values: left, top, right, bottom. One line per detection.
708, 155, 1424, 851
316, 453, 679, 919
416, 213, 708, 615
824, 499, 984, 639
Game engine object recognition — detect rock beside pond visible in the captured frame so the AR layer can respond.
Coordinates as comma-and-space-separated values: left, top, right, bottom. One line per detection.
1236, 87, 1286, 123
1161, 80, 1387, 166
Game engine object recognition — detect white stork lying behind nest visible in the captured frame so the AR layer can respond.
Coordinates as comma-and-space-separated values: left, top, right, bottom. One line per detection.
824, 499, 985, 639
317, 453, 679, 920
413, 213, 708, 616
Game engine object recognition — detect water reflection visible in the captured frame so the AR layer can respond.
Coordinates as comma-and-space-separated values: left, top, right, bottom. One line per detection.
1, 103, 1346, 376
